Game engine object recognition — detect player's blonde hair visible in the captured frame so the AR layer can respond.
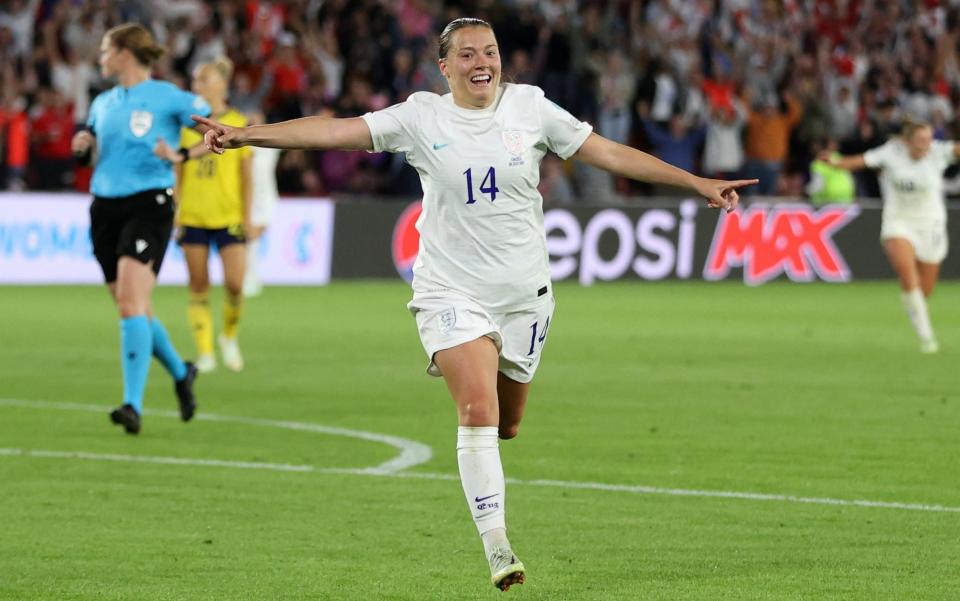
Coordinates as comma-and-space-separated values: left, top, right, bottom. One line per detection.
208, 57, 234, 82
105, 23, 165, 66
901, 119, 932, 140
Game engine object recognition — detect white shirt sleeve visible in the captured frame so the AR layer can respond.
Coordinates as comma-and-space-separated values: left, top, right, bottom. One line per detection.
361, 99, 419, 154
535, 89, 593, 160
932, 140, 958, 167
863, 140, 894, 169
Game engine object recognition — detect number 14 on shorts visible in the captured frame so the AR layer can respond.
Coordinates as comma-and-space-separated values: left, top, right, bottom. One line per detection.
528, 317, 550, 356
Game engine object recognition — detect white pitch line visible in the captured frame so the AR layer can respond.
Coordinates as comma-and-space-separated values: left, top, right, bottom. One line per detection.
3, 399, 960, 515
3, 448, 959, 514
0, 398, 431, 474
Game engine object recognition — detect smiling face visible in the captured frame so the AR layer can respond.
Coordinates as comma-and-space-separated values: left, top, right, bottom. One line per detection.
438, 26, 501, 109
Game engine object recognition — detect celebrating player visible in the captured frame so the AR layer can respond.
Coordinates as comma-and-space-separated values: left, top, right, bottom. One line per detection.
70, 23, 205, 434
825, 121, 959, 353
192, 18, 756, 591
156, 58, 252, 372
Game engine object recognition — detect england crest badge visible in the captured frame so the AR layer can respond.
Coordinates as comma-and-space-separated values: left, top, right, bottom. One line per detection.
438, 308, 457, 334
129, 110, 153, 138
501, 130, 525, 166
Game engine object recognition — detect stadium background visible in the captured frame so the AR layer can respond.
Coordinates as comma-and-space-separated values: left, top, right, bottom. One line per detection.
2, 2, 960, 600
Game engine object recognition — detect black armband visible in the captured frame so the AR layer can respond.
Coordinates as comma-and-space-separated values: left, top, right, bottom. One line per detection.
178, 148, 190, 163
74, 147, 93, 166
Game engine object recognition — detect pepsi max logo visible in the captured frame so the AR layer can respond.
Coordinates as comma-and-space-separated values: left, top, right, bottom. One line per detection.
391, 200, 422, 282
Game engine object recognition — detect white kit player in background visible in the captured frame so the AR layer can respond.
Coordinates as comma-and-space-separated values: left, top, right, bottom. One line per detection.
243, 110, 281, 297
192, 17, 756, 592
826, 121, 960, 353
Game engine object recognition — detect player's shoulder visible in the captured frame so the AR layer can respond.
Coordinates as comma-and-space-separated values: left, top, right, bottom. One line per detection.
401, 91, 446, 110
221, 108, 248, 127
142, 79, 183, 96
502, 83, 546, 99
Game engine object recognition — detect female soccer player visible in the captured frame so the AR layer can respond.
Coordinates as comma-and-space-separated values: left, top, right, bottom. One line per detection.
156, 58, 252, 372
193, 18, 755, 591
826, 121, 959, 353
70, 23, 208, 434
241, 111, 281, 298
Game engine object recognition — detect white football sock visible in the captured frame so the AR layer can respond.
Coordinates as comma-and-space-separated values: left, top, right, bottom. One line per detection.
243, 239, 261, 296
900, 288, 935, 342
457, 426, 507, 552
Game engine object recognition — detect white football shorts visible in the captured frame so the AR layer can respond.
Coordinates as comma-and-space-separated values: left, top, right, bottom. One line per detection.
249, 194, 277, 227
407, 290, 556, 384
880, 218, 948, 263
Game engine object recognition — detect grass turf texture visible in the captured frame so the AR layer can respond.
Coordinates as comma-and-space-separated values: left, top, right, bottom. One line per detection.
0, 281, 958, 600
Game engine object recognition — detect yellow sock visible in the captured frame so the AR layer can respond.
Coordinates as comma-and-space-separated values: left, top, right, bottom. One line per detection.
223, 293, 243, 339
187, 292, 214, 355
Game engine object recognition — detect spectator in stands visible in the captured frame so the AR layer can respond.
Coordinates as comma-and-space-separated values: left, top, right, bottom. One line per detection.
637, 102, 706, 194
0, 87, 29, 191
743, 89, 803, 196
806, 138, 855, 205
29, 87, 74, 189
702, 98, 746, 180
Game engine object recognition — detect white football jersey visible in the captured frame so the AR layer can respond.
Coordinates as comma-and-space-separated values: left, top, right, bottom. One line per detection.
363, 84, 593, 310
250, 146, 281, 226
863, 138, 957, 222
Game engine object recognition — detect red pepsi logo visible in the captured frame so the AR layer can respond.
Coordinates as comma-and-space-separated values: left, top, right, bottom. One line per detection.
391, 200, 422, 282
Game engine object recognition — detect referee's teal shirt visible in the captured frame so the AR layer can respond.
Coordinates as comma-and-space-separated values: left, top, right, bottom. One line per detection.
87, 79, 211, 198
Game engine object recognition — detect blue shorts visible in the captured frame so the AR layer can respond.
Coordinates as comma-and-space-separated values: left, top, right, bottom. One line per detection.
177, 225, 246, 249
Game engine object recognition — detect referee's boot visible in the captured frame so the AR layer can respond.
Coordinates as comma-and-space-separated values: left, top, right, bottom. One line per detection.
175, 361, 198, 422
109, 404, 141, 435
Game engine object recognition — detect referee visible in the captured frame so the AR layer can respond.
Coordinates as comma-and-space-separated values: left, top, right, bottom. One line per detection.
71, 23, 211, 434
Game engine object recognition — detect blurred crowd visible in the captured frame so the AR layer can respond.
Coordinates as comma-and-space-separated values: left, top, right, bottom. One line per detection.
2, 0, 960, 203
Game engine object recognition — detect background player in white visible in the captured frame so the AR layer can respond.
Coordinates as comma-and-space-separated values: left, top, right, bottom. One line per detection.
242, 110, 281, 298
826, 121, 959, 353
192, 17, 756, 592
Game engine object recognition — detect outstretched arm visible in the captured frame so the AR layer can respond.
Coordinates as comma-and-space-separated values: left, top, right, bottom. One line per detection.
192, 115, 374, 154
819, 152, 867, 171
572, 132, 757, 211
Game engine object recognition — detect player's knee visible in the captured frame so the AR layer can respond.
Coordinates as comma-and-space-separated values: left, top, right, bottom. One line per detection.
498, 424, 519, 440
459, 396, 497, 425
116, 298, 143, 318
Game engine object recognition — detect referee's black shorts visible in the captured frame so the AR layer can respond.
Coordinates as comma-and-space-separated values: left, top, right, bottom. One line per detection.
89, 188, 175, 283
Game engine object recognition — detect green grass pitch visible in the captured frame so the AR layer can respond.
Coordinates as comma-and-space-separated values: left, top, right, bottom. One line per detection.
1, 281, 958, 600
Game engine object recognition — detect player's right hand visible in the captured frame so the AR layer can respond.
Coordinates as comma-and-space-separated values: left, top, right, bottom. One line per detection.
191, 115, 247, 155
71, 130, 94, 155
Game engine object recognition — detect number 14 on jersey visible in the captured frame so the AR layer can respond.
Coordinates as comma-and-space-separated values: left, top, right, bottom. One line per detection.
464, 167, 498, 204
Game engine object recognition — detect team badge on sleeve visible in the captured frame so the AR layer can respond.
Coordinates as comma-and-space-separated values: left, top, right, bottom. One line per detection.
502, 130, 525, 166
129, 110, 154, 137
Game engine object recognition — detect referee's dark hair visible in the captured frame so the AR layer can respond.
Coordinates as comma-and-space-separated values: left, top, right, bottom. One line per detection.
106, 23, 166, 67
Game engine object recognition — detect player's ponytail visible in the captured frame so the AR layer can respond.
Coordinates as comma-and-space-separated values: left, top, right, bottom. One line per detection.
106, 23, 166, 67
438, 18, 493, 59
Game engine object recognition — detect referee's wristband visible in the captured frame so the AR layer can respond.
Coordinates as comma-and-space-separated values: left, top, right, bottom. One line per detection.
178, 148, 190, 163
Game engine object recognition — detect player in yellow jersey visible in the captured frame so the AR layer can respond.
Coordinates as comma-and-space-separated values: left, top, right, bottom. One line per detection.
156, 58, 252, 372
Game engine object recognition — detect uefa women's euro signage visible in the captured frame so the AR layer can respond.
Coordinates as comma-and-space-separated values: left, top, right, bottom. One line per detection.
0, 193, 334, 285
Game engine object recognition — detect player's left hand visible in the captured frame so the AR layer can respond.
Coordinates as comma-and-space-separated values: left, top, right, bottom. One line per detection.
693, 177, 758, 213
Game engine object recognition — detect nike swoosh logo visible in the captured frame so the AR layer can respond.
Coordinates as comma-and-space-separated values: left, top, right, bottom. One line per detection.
432, 143, 450, 150
475, 493, 499, 503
